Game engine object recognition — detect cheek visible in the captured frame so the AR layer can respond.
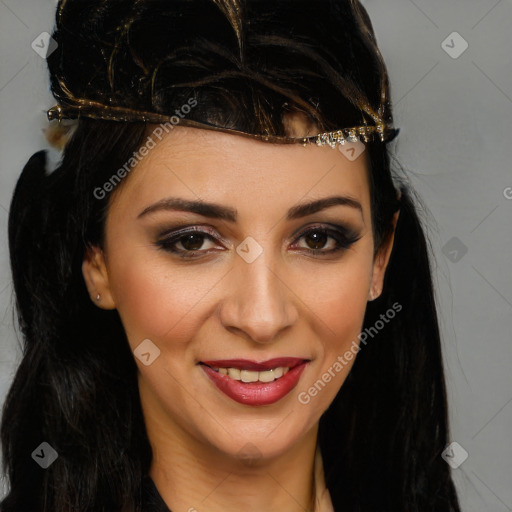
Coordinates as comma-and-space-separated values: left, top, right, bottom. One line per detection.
313, 271, 369, 331
295, 251, 373, 409
306, 252, 373, 342
107, 249, 214, 349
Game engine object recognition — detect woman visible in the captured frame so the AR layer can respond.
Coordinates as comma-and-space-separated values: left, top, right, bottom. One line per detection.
1, 0, 461, 511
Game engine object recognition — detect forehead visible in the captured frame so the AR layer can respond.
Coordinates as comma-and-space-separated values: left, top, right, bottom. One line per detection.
108, 125, 372, 219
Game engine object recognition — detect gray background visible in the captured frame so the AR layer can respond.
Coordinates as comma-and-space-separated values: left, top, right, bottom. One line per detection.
0, 0, 511, 509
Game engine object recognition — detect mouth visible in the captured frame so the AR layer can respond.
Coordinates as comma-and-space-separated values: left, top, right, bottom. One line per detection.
199, 357, 309, 406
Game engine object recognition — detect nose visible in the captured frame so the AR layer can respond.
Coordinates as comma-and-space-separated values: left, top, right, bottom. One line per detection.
217, 250, 299, 344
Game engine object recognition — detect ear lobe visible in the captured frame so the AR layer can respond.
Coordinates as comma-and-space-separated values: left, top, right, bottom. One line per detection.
368, 210, 400, 301
82, 246, 116, 309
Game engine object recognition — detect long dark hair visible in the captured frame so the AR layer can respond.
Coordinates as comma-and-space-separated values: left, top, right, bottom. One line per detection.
1, 0, 460, 510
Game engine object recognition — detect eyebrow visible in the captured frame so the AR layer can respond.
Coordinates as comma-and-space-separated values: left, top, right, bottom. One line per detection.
137, 195, 363, 221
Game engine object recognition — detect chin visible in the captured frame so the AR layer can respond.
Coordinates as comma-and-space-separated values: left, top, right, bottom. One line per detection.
196, 413, 315, 464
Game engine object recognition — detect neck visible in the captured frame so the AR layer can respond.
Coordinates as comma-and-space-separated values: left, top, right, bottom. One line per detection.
145, 401, 319, 512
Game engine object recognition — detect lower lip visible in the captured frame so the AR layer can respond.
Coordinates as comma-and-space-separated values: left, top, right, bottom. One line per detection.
200, 362, 308, 406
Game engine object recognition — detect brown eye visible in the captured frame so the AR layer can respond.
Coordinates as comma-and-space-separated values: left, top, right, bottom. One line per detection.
180, 233, 207, 251
303, 230, 329, 250
292, 225, 362, 255
156, 227, 221, 258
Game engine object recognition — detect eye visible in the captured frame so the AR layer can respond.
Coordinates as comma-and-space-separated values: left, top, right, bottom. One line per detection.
292, 224, 361, 255
156, 226, 223, 259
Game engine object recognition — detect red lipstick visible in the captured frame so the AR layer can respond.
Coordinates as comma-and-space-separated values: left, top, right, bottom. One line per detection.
199, 357, 308, 406
201, 357, 305, 371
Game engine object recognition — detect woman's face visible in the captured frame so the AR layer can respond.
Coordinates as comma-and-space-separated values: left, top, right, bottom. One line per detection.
83, 125, 394, 462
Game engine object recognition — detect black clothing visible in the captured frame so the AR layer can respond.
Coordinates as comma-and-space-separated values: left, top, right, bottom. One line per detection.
141, 475, 171, 512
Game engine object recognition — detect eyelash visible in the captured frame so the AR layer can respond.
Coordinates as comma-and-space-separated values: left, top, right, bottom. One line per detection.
155, 224, 361, 259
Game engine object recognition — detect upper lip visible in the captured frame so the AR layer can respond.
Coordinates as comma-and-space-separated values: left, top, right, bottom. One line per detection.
200, 357, 308, 371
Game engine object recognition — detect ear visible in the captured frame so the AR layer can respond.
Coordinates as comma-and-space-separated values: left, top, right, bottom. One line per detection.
82, 245, 116, 309
368, 210, 400, 301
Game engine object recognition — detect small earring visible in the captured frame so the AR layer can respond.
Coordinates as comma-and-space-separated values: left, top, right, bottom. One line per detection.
96, 293, 101, 301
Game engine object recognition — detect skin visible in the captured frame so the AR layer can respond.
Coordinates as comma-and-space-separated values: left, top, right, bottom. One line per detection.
82, 120, 397, 512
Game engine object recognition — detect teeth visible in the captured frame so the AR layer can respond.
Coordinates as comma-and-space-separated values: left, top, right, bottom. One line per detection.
213, 366, 291, 383
258, 369, 276, 383
227, 368, 241, 380
240, 370, 259, 383
273, 367, 284, 379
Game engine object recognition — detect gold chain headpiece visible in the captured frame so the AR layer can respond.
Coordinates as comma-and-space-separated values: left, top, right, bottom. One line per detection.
47, 101, 399, 147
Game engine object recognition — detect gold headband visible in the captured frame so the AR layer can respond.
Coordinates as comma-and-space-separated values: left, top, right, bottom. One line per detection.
47, 102, 399, 148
